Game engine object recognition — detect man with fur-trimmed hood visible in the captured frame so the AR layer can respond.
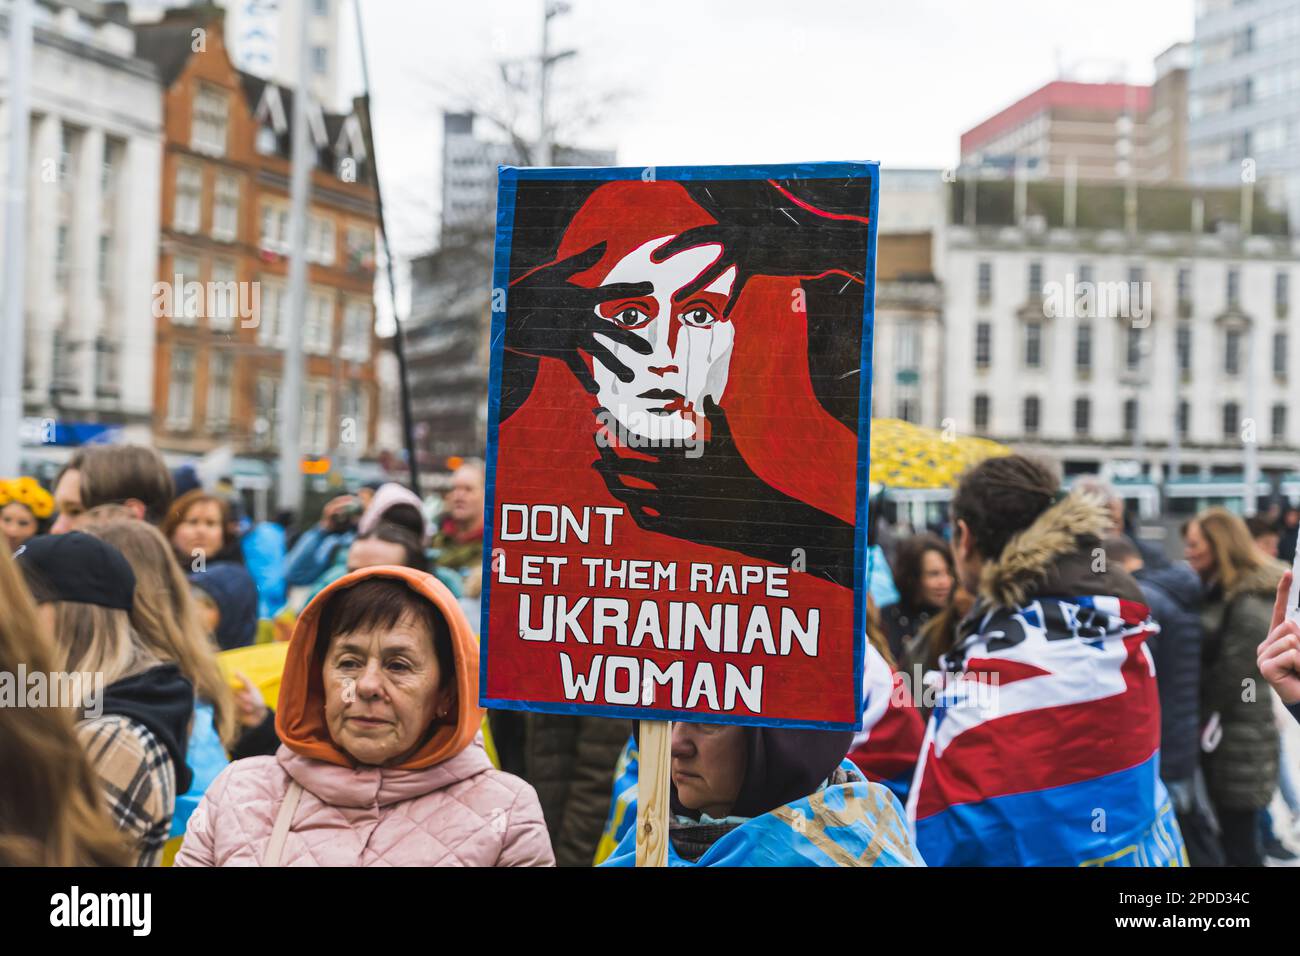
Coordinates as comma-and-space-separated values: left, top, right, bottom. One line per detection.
906, 455, 1187, 867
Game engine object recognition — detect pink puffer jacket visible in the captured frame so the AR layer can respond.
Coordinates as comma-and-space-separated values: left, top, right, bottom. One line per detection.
175, 736, 553, 866
175, 565, 555, 867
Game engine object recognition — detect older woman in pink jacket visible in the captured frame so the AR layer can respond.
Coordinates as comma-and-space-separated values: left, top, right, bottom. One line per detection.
176, 566, 554, 866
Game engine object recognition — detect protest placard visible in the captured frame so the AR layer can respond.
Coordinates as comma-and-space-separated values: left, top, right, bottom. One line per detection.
480, 163, 879, 738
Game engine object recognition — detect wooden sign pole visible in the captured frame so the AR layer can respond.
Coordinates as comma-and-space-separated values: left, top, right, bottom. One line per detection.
635, 720, 672, 866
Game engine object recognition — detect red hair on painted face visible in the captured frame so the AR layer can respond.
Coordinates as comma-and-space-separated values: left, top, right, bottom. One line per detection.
550, 180, 719, 291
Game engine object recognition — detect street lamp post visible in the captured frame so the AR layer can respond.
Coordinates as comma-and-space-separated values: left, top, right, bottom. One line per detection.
537, 1, 574, 167
0, 0, 34, 477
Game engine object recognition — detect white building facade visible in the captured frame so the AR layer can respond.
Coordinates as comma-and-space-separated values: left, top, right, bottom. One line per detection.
1188, 0, 1300, 226
2, 2, 163, 452
944, 223, 1300, 486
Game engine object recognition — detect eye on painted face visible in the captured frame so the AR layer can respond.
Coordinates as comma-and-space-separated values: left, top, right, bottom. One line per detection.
592, 237, 736, 443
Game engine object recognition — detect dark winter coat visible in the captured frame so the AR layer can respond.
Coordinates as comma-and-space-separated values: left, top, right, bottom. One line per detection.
488, 710, 630, 867
1199, 561, 1284, 811
880, 601, 939, 671
1133, 562, 1203, 784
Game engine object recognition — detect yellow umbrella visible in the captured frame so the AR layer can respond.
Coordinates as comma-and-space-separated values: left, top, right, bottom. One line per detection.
869, 419, 1011, 490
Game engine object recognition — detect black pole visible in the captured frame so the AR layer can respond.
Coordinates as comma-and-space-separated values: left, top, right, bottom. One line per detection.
353, 5, 421, 497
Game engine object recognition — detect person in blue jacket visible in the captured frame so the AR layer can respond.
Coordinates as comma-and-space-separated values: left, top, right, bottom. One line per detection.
242, 511, 289, 618
601, 722, 921, 867
282, 494, 365, 588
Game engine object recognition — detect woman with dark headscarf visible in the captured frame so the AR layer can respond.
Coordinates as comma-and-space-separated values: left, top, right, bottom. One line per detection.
600, 724, 921, 867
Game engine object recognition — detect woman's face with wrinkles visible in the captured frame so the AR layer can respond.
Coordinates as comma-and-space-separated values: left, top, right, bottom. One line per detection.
592, 236, 736, 443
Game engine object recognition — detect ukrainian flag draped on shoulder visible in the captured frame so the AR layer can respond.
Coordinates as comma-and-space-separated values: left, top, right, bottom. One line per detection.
602, 759, 923, 867
907, 492, 1187, 867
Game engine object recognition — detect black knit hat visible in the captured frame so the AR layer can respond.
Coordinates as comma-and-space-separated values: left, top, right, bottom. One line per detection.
14, 532, 135, 612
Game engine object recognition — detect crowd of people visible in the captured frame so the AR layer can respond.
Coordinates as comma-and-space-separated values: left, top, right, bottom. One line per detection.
2, 442, 1299, 867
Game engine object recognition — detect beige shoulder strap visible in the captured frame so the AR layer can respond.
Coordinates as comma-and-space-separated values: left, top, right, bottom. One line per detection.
262, 779, 303, 867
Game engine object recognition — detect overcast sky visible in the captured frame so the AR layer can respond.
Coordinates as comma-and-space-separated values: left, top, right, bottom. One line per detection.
343, 0, 1194, 260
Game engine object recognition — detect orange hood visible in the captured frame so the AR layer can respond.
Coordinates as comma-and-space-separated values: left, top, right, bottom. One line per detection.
275, 565, 484, 771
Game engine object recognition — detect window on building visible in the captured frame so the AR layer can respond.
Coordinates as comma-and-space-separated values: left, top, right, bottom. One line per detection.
1023, 396, 1041, 435
1073, 397, 1089, 436
256, 125, 279, 156
1128, 265, 1144, 288
973, 393, 990, 433
1222, 400, 1242, 442
58, 124, 79, 186
1226, 267, 1240, 309
255, 375, 280, 448
1177, 324, 1192, 374
257, 280, 285, 345
1273, 404, 1288, 445
975, 322, 991, 369
94, 335, 119, 398
55, 224, 70, 282
342, 300, 372, 361
207, 352, 232, 430
308, 215, 336, 265
312, 0, 329, 14
1233, 24, 1253, 56
1123, 398, 1138, 438
1278, 271, 1290, 316
341, 383, 367, 453
1178, 400, 1189, 440
167, 347, 195, 430
1024, 321, 1042, 368
302, 379, 330, 452
98, 234, 111, 288
1275, 331, 1288, 377
1224, 328, 1242, 374
261, 203, 289, 252
174, 162, 202, 233
101, 137, 121, 198
1078, 264, 1093, 287
1230, 76, 1253, 108
1223, 401, 1240, 441
311, 46, 329, 75
305, 290, 333, 353
345, 224, 375, 271
896, 396, 918, 423
977, 261, 992, 303
209, 260, 238, 331
1027, 260, 1042, 299
191, 83, 229, 156
212, 173, 239, 242
171, 255, 200, 325
1075, 322, 1092, 372
1126, 326, 1143, 372
1177, 266, 1191, 305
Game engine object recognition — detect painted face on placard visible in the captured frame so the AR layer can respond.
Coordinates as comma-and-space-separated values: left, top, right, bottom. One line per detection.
592, 236, 736, 443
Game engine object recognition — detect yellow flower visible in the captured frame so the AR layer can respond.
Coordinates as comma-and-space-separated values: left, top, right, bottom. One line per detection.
0, 477, 55, 520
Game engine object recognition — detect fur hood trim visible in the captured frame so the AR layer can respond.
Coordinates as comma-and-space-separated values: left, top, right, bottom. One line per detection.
978, 491, 1112, 608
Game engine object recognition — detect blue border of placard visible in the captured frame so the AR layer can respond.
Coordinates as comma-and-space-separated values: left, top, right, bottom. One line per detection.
478, 161, 878, 732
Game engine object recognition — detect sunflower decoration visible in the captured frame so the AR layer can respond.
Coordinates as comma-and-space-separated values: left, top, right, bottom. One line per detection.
0, 477, 56, 520
868, 419, 1011, 490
